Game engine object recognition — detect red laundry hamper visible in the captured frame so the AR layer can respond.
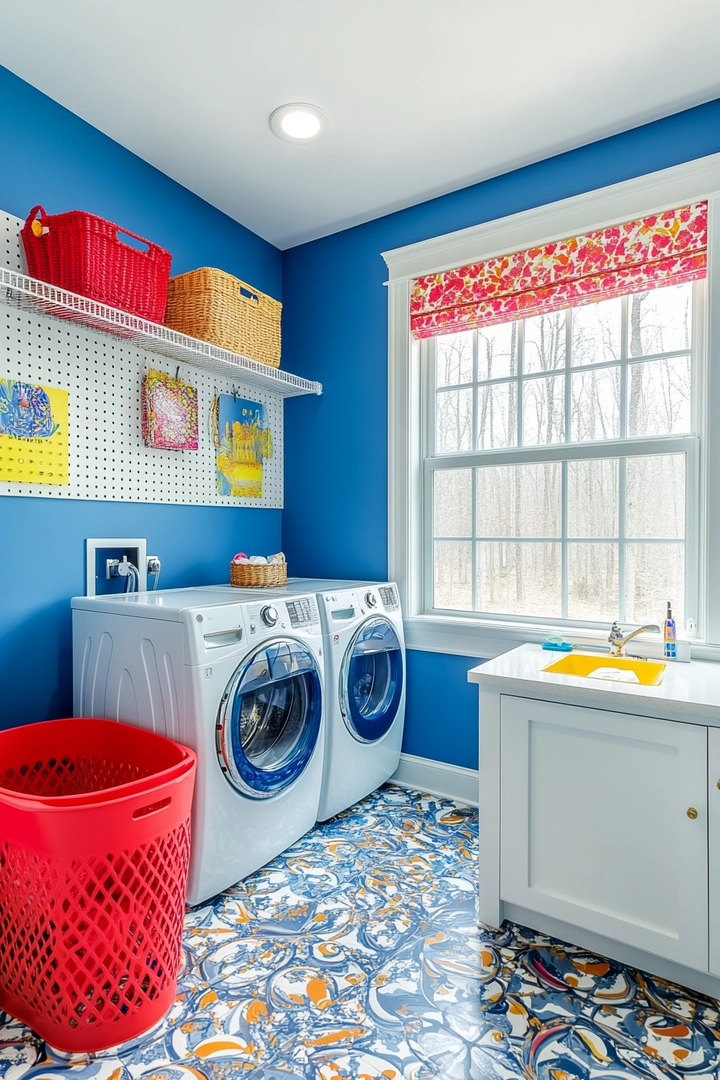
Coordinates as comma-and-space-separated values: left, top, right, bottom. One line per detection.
0, 717, 196, 1053
21, 205, 172, 323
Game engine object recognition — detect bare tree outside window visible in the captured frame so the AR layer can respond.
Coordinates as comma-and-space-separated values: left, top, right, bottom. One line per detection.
431, 282, 695, 627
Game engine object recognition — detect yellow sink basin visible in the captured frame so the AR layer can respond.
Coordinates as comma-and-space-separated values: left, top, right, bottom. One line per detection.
543, 652, 666, 686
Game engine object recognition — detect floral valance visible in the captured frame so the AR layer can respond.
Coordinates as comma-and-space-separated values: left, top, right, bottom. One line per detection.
410, 201, 708, 339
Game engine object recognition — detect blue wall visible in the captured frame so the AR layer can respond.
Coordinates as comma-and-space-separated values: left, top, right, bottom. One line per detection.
282, 97, 720, 769
405, 652, 483, 770
0, 66, 283, 728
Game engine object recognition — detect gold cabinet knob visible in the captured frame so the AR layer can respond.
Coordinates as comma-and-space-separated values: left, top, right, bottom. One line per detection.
687, 807, 698, 819
717, 780, 720, 791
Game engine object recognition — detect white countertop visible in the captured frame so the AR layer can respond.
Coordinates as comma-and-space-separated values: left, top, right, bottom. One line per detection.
468, 643, 720, 725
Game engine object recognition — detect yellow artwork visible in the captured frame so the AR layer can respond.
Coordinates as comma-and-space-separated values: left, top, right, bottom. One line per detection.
212, 395, 273, 498
0, 380, 69, 485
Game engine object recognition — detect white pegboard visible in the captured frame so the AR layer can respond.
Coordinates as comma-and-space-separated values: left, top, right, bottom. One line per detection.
1, 211, 23, 274
0, 210, 283, 507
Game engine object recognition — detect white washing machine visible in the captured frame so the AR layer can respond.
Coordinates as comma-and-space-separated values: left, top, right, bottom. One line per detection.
200, 579, 406, 821
72, 586, 325, 905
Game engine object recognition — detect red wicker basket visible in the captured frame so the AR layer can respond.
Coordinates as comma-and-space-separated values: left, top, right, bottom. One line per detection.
21, 205, 172, 323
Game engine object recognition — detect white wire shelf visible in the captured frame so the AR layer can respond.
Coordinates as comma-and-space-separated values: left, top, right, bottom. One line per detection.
0, 268, 322, 398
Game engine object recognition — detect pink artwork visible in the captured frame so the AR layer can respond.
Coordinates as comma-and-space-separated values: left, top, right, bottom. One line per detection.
142, 369, 198, 450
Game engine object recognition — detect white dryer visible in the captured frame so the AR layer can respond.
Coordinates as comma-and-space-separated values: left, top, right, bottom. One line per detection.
72, 587, 325, 905
200, 579, 406, 821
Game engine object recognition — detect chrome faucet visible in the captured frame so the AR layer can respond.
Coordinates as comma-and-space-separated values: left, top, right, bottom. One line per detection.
608, 621, 661, 657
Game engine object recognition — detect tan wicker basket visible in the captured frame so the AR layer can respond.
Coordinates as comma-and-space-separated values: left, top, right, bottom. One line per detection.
230, 561, 287, 588
165, 268, 281, 368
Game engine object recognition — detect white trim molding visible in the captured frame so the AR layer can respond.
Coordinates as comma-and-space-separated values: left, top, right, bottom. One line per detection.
382, 152, 720, 282
390, 752, 479, 807
383, 152, 720, 657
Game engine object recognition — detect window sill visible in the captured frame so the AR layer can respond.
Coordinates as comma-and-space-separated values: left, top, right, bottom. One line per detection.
403, 612, 720, 664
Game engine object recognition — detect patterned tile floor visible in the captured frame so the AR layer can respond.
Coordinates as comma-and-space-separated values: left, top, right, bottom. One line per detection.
2, 785, 720, 1079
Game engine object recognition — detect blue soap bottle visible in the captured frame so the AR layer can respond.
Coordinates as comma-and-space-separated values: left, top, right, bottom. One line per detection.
664, 601, 677, 659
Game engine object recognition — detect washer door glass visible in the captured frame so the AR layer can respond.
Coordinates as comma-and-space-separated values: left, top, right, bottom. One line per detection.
341, 617, 404, 742
217, 638, 322, 798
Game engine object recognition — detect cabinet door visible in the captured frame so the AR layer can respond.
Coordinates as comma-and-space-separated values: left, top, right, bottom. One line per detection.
500, 695, 708, 971
709, 727, 720, 975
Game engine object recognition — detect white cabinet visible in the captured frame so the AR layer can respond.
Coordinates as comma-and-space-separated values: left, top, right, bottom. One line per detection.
500, 695, 708, 971
709, 727, 720, 975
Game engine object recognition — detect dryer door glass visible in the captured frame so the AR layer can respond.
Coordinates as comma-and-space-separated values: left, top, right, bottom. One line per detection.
341, 617, 403, 742
217, 638, 322, 798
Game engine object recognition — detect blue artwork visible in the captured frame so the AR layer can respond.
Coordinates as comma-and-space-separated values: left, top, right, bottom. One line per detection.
0, 380, 59, 438
1, 786, 719, 1079
212, 393, 273, 498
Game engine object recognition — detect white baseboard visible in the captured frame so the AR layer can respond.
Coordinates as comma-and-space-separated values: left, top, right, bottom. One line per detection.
390, 752, 479, 807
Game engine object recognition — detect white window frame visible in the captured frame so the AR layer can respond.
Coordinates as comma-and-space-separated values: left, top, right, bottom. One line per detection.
383, 152, 720, 660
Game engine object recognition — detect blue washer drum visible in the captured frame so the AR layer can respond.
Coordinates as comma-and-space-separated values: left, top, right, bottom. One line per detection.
340, 616, 404, 743
216, 638, 322, 799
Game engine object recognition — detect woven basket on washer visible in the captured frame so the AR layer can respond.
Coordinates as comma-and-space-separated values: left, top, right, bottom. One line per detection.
165, 268, 281, 368
230, 562, 287, 587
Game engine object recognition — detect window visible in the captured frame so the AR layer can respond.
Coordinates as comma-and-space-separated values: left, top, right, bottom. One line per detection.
384, 158, 720, 653
425, 282, 700, 629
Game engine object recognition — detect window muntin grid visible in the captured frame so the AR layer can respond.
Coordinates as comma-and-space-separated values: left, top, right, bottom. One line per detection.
433, 288, 693, 454
425, 282, 700, 629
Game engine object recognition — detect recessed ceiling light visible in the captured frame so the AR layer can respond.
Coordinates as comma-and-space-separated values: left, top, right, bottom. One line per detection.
269, 103, 329, 143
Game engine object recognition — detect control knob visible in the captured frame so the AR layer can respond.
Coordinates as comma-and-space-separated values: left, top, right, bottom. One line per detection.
261, 605, 279, 627
365, 591, 377, 608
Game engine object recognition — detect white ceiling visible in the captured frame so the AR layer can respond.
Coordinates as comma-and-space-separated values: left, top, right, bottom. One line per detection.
2, 1, 720, 249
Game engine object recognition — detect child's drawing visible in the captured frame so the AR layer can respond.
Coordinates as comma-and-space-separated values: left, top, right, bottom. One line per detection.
0, 379, 69, 485
142, 369, 199, 450
212, 394, 272, 498
0, 380, 59, 438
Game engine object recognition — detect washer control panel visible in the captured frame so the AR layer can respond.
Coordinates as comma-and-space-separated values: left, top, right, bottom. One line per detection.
286, 596, 320, 629
245, 595, 320, 636
261, 605, 279, 626
379, 584, 399, 611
